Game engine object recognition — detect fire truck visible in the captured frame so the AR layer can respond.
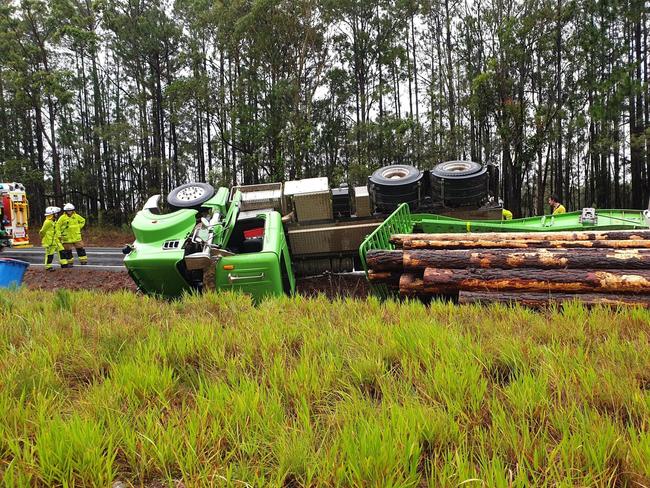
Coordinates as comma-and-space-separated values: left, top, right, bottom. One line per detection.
0, 182, 30, 248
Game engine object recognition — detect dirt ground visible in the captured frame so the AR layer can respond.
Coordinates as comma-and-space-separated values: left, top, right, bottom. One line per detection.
24, 269, 138, 292
296, 273, 369, 299
23, 269, 370, 299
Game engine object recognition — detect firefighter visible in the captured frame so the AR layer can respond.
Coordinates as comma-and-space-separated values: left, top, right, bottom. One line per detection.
548, 194, 566, 215
56, 203, 88, 266
40, 206, 64, 271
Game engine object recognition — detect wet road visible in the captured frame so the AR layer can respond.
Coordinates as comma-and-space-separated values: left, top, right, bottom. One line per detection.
1, 247, 125, 271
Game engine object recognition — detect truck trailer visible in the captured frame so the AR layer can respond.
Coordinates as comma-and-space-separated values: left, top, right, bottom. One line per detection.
123, 162, 650, 303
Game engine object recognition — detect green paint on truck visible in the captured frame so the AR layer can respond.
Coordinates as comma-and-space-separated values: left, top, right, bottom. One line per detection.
124, 188, 295, 301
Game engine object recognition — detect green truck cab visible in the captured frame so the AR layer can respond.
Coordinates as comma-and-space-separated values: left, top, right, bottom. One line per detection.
123, 184, 295, 301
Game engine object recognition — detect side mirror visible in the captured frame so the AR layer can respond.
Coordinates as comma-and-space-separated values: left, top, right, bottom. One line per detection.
143, 195, 162, 213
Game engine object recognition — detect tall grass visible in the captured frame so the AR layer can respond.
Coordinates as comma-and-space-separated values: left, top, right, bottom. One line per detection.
0, 290, 648, 486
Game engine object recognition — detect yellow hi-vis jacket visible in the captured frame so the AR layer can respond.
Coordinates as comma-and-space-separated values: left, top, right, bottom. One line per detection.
39, 216, 63, 250
56, 212, 86, 243
552, 204, 566, 215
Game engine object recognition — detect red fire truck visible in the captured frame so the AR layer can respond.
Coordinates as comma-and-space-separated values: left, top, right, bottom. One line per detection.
0, 182, 30, 247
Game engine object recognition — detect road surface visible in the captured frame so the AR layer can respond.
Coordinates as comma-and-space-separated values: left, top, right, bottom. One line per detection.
1, 247, 125, 271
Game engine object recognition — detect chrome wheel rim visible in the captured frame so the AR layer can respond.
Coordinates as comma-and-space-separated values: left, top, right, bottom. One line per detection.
176, 185, 206, 202
439, 162, 472, 173
380, 168, 409, 180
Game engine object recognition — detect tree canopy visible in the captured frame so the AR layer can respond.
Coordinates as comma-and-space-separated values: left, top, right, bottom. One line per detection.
0, 0, 648, 223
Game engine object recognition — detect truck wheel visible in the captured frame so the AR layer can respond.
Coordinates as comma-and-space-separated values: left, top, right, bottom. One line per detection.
167, 183, 215, 209
430, 161, 488, 207
368, 165, 423, 213
431, 160, 482, 178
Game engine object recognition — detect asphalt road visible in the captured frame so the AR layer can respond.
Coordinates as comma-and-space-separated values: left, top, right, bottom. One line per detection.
1, 247, 125, 271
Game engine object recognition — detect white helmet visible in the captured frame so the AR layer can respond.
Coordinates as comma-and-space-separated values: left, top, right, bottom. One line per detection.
63, 203, 75, 211
45, 206, 60, 216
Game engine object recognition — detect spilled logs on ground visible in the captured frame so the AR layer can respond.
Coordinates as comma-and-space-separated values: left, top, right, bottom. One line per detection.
458, 291, 650, 308
365, 248, 650, 271
390, 229, 650, 247
421, 268, 650, 294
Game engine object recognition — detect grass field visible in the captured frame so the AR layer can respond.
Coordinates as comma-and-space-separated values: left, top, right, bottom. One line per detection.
0, 290, 648, 487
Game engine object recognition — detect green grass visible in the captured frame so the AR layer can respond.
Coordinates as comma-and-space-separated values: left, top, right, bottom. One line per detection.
0, 290, 648, 487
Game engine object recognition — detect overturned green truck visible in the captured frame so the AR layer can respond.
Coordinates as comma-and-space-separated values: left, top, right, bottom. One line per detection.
124, 185, 294, 301
123, 162, 650, 302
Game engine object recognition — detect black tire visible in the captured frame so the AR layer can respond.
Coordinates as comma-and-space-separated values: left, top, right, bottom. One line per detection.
368, 165, 423, 212
431, 160, 483, 178
370, 165, 422, 186
430, 161, 488, 207
167, 182, 215, 209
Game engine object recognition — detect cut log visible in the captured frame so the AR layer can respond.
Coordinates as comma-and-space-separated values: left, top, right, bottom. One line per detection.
398, 273, 458, 300
458, 291, 650, 308
391, 229, 650, 247
399, 273, 426, 295
422, 268, 650, 294
366, 250, 403, 271
367, 270, 401, 284
400, 239, 650, 250
402, 248, 650, 270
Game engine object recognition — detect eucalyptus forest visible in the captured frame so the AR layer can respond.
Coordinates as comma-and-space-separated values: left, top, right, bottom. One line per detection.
0, 0, 648, 222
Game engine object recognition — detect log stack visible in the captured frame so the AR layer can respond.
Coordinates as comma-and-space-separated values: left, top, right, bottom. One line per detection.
366, 229, 650, 308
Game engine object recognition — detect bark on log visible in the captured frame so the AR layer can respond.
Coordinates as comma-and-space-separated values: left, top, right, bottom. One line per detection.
421, 268, 650, 294
458, 291, 650, 308
391, 229, 650, 247
367, 270, 401, 284
402, 248, 650, 270
399, 273, 426, 295
368, 247, 650, 272
400, 239, 650, 250
366, 250, 403, 271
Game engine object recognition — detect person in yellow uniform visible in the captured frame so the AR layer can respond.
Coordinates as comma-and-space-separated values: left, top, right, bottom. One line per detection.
548, 194, 566, 215
56, 203, 88, 266
502, 208, 513, 220
40, 206, 64, 271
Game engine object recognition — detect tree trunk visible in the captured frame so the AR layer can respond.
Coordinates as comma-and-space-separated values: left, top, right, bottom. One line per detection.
630, 10, 644, 208
411, 15, 420, 123
46, 95, 62, 205
555, 0, 563, 201
443, 0, 456, 156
